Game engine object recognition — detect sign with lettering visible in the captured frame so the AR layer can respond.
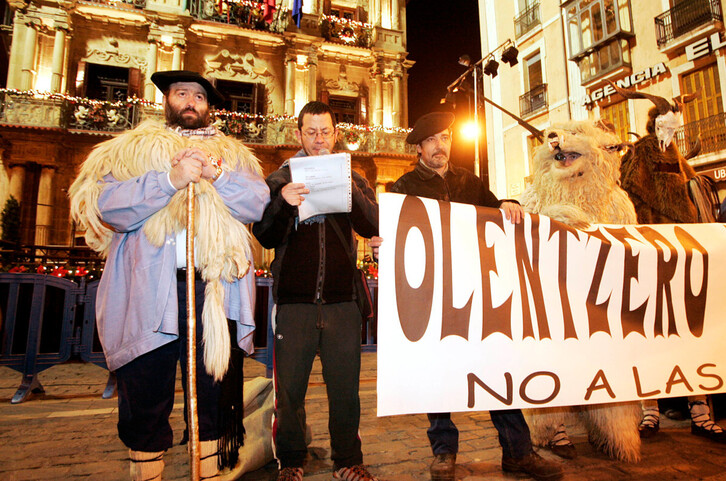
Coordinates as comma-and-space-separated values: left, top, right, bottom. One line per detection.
583, 63, 668, 105
376, 193, 726, 416
686, 32, 726, 61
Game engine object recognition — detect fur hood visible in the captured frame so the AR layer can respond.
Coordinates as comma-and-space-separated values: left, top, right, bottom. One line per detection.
69, 119, 263, 380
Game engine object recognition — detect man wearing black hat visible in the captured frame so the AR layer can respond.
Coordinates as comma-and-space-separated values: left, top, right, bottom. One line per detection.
389, 111, 563, 481
69, 70, 269, 480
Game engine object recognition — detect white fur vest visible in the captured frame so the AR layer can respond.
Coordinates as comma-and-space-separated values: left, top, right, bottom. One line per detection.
69, 120, 263, 381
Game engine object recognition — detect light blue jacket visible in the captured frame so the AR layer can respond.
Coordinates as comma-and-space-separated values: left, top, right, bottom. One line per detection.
95, 168, 270, 371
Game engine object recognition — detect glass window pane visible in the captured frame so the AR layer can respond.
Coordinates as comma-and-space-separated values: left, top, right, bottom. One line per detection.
581, 10, 592, 50
618, 0, 631, 32
592, 4, 604, 43
604, 0, 616, 35
569, 16, 582, 53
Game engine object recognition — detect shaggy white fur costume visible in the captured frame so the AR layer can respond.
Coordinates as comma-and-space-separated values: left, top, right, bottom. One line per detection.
520, 120, 642, 462
69, 120, 262, 381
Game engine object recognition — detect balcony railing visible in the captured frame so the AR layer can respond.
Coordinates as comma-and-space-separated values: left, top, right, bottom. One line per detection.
79, 0, 147, 9
675, 112, 726, 158
655, 0, 722, 48
189, 0, 289, 34
0, 91, 415, 154
319, 15, 373, 48
514, 1, 541, 39
520, 83, 548, 117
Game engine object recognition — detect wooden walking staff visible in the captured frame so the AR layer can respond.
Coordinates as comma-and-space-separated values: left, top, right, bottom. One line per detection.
186, 182, 201, 481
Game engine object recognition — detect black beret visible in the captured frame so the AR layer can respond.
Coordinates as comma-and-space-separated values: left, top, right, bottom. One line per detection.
406, 112, 455, 145
150, 70, 225, 107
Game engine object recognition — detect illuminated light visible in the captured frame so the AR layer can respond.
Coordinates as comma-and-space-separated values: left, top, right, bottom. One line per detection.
461, 121, 480, 140
161, 35, 174, 46
296, 54, 307, 67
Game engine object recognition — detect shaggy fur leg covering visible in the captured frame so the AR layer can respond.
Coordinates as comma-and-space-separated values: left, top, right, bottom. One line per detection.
689, 398, 723, 433
202, 280, 231, 382
200, 439, 221, 480
584, 402, 642, 462
129, 449, 164, 481
523, 407, 574, 447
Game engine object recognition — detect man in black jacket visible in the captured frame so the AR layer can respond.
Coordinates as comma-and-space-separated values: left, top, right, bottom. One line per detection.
389, 111, 563, 481
252, 101, 379, 481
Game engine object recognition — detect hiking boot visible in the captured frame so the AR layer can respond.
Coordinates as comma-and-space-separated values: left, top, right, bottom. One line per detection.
430, 453, 456, 480
502, 451, 563, 480
277, 467, 303, 481
333, 464, 378, 481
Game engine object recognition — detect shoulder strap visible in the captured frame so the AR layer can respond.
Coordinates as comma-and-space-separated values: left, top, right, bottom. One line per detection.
328, 217, 357, 269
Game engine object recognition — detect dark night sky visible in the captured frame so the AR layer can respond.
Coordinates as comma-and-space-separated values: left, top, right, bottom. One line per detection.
405, 0, 482, 127
405, 0, 482, 171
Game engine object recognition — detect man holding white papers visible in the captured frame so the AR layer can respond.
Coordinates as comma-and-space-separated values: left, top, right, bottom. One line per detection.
252, 101, 379, 481
390, 111, 563, 481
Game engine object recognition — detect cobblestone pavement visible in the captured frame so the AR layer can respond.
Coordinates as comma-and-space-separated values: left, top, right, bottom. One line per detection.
2, 354, 726, 481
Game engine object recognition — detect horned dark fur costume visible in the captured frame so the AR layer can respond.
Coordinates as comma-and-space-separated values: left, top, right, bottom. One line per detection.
69, 119, 262, 381
610, 81, 700, 224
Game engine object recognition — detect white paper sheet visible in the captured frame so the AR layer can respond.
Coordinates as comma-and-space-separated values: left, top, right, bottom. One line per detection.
289, 153, 353, 221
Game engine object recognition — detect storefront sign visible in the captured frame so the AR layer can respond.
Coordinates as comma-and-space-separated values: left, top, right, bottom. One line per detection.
698, 165, 726, 182
583, 63, 668, 105
686, 32, 726, 61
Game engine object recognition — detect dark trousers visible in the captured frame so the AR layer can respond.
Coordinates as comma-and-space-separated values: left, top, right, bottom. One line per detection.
428, 409, 533, 459
115, 278, 231, 452
273, 302, 363, 470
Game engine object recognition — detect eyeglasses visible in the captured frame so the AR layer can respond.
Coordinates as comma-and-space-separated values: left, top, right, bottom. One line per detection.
302, 129, 335, 140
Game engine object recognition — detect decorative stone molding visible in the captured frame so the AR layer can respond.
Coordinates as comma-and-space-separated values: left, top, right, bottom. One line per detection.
323, 65, 360, 95
84, 48, 149, 73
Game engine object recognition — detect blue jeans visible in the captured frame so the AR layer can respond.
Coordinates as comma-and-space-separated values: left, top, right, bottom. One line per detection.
428, 409, 533, 458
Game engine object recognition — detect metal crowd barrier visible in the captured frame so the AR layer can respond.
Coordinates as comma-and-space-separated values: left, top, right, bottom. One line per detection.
0, 273, 378, 403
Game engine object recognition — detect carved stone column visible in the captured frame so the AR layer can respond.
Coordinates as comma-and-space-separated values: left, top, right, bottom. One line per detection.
145, 39, 159, 100
371, 63, 384, 126
6, 15, 26, 89
392, 73, 402, 128
35, 166, 55, 245
307, 48, 318, 103
8, 165, 26, 204
285, 56, 296, 116
20, 21, 39, 90
172, 43, 183, 70
50, 27, 67, 92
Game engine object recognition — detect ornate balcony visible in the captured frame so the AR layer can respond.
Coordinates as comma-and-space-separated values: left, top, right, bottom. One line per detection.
675, 112, 726, 158
655, 0, 722, 48
519, 83, 548, 118
189, 0, 289, 34
319, 15, 373, 48
514, 1, 540, 39
78, 0, 147, 8
0, 90, 414, 154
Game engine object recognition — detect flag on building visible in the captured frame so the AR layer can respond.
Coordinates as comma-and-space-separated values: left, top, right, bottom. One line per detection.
292, 0, 303, 28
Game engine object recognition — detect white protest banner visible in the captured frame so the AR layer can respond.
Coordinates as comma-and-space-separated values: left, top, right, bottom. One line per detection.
377, 193, 726, 417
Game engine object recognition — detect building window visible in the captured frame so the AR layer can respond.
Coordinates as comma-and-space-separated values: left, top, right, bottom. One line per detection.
520, 53, 547, 117
600, 100, 630, 142
329, 96, 358, 124
682, 62, 723, 124
527, 134, 544, 178
565, 0, 633, 60
678, 63, 725, 155
85, 64, 130, 102
215, 79, 265, 114
514, 0, 541, 38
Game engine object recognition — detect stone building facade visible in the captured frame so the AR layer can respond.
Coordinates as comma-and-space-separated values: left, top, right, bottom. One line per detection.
0, 0, 416, 256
